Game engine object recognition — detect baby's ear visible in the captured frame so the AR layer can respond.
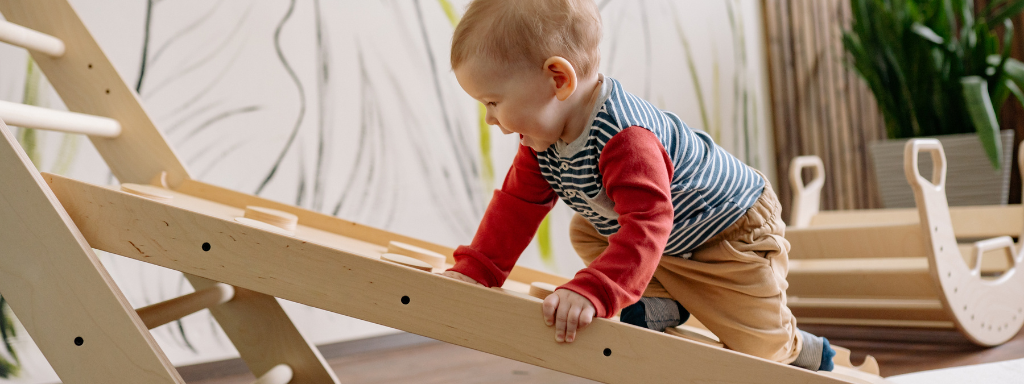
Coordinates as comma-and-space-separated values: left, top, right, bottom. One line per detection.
543, 56, 578, 101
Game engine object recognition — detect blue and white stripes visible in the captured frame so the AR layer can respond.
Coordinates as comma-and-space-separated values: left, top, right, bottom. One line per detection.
537, 77, 765, 256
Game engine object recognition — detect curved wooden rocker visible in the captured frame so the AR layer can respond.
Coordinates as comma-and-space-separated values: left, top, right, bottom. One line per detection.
784, 139, 1024, 346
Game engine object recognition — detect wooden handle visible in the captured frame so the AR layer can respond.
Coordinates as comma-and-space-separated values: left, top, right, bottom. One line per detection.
971, 236, 1018, 276
904, 138, 946, 189
788, 155, 825, 228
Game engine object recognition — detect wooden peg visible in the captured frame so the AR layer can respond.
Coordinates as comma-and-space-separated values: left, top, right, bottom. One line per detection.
387, 241, 447, 269
244, 206, 299, 232
381, 253, 433, 272
252, 364, 293, 384
120, 183, 173, 203
135, 283, 234, 329
234, 217, 294, 236
149, 171, 168, 188
528, 282, 558, 299
666, 325, 725, 348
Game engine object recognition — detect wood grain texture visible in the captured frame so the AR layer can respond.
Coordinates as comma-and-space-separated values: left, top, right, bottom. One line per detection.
0, 122, 183, 383
0, 0, 191, 186
175, 179, 571, 287
47, 173, 859, 384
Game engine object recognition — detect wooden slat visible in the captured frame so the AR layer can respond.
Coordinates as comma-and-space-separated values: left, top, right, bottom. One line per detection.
789, 297, 949, 322
0, 122, 183, 383
787, 223, 928, 259
787, 257, 937, 299
806, 205, 1022, 239
0, 0, 189, 186
46, 173, 853, 384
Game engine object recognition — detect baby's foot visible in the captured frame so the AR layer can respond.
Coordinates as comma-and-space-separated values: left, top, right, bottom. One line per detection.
619, 297, 690, 332
791, 330, 836, 371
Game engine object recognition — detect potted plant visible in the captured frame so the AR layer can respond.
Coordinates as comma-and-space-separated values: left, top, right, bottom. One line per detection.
843, 0, 1024, 207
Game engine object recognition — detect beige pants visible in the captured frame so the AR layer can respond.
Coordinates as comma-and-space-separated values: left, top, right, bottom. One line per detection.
569, 178, 802, 364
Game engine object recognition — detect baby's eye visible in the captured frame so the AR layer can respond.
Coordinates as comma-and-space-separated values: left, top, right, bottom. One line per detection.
487, 102, 497, 107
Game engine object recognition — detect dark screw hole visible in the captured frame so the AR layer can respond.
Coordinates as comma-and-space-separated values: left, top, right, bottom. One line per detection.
105, 89, 110, 94
87, 63, 92, 69
202, 242, 211, 252
74, 337, 83, 346
401, 296, 410, 305
603, 348, 611, 356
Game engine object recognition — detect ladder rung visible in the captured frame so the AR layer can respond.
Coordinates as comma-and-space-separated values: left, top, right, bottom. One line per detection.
0, 100, 121, 137
135, 283, 234, 330
0, 19, 64, 57
253, 364, 293, 384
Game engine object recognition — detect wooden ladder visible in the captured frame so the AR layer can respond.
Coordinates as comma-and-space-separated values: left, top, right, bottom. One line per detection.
0, 1, 338, 382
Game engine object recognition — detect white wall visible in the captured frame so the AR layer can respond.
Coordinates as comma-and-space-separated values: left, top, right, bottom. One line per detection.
0, 0, 774, 381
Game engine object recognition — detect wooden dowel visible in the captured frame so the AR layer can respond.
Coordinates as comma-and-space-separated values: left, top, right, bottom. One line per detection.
253, 364, 293, 384
0, 100, 120, 137
0, 19, 64, 57
135, 283, 234, 330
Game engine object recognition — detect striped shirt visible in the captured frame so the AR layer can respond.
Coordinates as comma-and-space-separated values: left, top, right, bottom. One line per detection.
536, 77, 765, 256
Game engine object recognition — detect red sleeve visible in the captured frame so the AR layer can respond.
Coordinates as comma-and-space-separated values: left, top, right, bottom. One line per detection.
559, 126, 674, 318
447, 144, 558, 287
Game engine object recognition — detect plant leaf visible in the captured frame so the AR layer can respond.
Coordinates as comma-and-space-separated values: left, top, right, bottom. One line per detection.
961, 76, 1004, 169
911, 22, 945, 45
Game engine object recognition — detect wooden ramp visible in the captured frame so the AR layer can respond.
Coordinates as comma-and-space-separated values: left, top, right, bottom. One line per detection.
0, 0, 885, 382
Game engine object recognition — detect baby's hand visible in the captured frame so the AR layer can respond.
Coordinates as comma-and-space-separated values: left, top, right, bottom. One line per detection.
542, 289, 595, 343
438, 270, 484, 286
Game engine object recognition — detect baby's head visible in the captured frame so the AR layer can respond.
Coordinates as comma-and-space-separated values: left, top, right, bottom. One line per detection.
451, 0, 602, 152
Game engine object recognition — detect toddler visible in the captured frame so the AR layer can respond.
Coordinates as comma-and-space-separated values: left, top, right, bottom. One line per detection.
440, 0, 834, 371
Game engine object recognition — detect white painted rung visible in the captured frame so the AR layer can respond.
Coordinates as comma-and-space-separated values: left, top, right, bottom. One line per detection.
0, 20, 64, 57
0, 100, 121, 138
253, 364, 293, 384
135, 283, 234, 330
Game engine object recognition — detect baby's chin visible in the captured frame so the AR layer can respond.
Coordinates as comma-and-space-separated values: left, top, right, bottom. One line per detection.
521, 136, 554, 152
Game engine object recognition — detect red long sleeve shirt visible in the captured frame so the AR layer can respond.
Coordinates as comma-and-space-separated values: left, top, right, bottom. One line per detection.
449, 126, 675, 318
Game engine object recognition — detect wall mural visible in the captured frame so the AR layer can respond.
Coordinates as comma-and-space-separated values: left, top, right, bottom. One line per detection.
0, 0, 772, 380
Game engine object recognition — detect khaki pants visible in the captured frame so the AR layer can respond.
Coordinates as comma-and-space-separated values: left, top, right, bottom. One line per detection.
568, 178, 802, 364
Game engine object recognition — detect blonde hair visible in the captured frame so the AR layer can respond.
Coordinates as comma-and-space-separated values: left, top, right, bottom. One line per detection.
451, 0, 602, 78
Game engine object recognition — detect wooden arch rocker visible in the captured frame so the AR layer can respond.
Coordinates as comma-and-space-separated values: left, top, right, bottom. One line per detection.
785, 140, 1024, 347
0, 1, 894, 383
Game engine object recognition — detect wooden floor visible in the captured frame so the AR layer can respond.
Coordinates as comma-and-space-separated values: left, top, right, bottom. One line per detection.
181, 325, 1024, 383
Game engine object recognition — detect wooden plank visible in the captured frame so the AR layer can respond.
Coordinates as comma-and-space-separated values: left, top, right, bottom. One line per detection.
788, 297, 949, 322
46, 174, 853, 384
808, 206, 1023, 239
0, 0, 190, 186
787, 223, 928, 259
0, 122, 183, 383
175, 179, 570, 287
115, 186, 341, 383
787, 258, 937, 299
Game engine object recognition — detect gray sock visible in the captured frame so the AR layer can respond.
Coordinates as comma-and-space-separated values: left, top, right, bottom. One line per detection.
638, 297, 684, 332
791, 330, 829, 371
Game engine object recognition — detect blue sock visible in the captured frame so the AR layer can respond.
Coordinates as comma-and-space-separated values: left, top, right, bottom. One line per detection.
819, 337, 835, 372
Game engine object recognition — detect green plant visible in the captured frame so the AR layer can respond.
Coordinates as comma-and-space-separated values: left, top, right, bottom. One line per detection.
843, 0, 1024, 169
0, 297, 20, 378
